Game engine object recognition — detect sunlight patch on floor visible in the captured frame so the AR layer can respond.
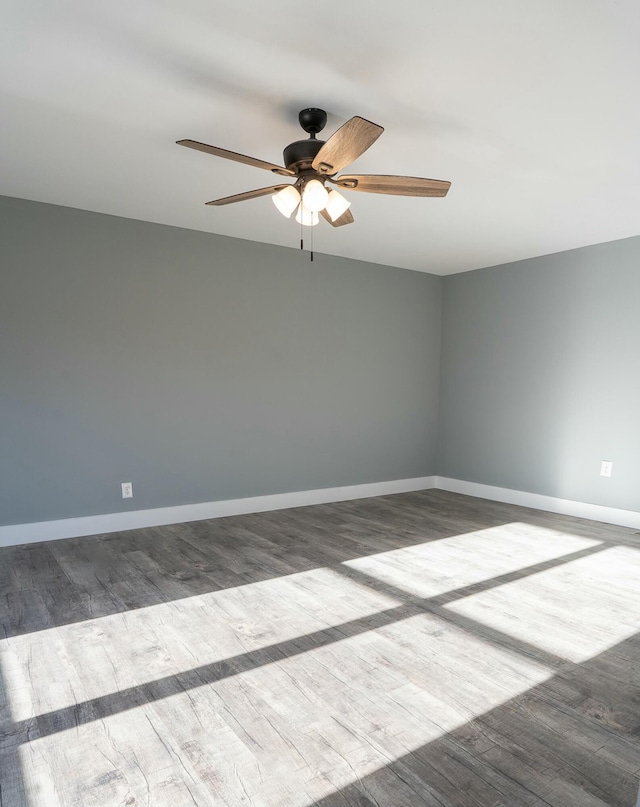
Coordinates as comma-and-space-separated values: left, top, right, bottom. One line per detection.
445, 545, 640, 662
11, 610, 555, 807
0, 566, 401, 718
341, 522, 600, 599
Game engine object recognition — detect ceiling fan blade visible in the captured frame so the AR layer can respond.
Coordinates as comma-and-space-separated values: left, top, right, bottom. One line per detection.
312, 117, 384, 175
177, 140, 294, 177
320, 208, 354, 227
205, 185, 289, 206
334, 174, 451, 197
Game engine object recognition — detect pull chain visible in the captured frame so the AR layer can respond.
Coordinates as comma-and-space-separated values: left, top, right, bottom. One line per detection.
297, 202, 314, 262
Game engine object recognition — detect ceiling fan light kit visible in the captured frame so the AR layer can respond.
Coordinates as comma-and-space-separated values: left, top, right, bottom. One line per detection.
301, 179, 329, 213
295, 205, 319, 227
178, 107, 451, 252
272, 185, 301, 218
325, 189, 351, 222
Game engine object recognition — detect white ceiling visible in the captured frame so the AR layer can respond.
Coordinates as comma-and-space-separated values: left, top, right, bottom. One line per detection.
2, 1, 640, 275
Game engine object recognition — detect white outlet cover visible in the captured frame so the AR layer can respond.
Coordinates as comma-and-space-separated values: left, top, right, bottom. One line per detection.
121, 482, 134, 498
600, 461, 613, 478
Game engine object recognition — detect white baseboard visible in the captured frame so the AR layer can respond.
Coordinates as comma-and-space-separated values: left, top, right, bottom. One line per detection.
3, 474, 638, 548
0, 476, 436, 547
435, 477, 640, 530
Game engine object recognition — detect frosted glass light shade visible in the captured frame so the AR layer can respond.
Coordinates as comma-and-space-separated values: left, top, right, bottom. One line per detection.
272, 185, 301, 218
325, 189, 351, 222
302, 179, 329, 213
295, 203, 319, 226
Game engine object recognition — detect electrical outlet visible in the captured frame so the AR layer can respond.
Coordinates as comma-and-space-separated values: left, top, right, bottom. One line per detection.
121, 482, 133, 498
600, 461, 613, 478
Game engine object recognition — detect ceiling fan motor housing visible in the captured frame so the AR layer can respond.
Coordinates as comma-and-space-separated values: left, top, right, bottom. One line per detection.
283, 138, 325, 173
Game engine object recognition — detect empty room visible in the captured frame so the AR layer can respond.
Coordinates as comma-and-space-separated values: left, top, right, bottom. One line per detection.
1, 2, 639, 806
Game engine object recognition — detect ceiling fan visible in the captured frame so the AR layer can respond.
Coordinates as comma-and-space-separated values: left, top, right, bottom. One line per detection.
178, 108, 451, 231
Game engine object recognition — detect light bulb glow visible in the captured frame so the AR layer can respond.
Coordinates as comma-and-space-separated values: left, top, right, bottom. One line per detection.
325, 189, 351, 222
302, 179, 329, 213
295, 203, 319, 227
272, 185, 301, 218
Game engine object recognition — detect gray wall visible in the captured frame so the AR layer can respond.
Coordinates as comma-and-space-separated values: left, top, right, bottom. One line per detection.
0, 196, 442, 526
438, 237, 640, 512
4, 194, 639, 528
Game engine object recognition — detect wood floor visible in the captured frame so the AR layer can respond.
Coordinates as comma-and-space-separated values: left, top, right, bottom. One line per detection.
1, 490, 639, 807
